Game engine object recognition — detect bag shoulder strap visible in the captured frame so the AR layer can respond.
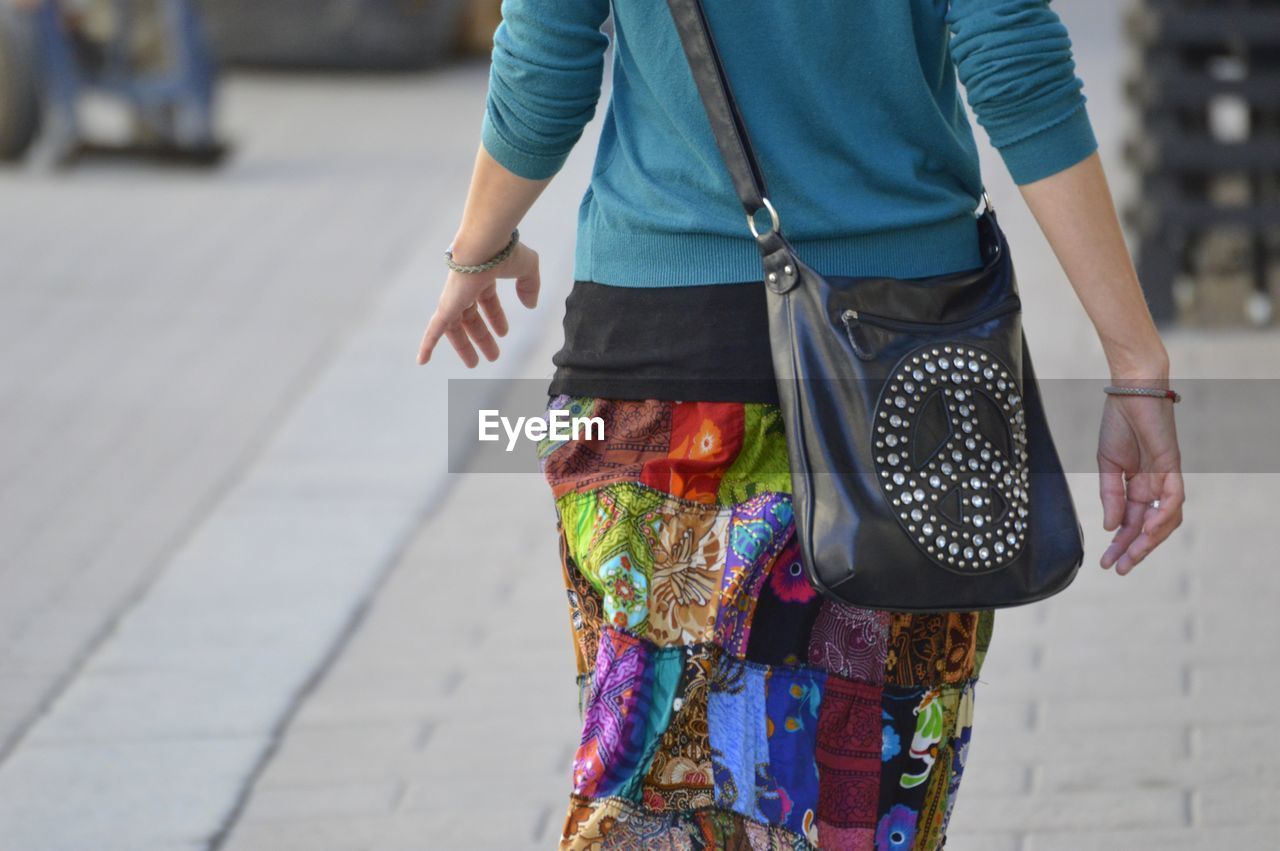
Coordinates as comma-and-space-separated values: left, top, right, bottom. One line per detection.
666, 0, 775, 236
665, 0, 992, 245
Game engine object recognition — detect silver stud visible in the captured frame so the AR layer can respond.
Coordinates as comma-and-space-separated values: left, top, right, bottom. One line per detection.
768, 272, 778, 282
784, 264, 794, 274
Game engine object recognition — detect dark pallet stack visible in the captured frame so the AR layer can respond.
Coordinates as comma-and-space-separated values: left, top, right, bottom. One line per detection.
1122, 0, 1280, 326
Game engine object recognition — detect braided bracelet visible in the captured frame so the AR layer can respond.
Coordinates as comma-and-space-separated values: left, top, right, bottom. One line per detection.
1103, 384, 1181, 403
444, 228, 519, 273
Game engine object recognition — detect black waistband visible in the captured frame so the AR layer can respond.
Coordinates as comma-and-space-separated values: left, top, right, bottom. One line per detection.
546, 279, 780, 404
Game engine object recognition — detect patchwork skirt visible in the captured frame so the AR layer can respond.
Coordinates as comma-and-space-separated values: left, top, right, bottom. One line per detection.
536, 394, 995, 851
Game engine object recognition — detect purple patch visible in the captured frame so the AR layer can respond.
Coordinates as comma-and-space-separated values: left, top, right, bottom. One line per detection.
714, 492, 794, 656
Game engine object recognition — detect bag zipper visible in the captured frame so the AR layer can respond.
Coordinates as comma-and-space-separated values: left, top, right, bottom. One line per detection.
840, 296, 1020, 360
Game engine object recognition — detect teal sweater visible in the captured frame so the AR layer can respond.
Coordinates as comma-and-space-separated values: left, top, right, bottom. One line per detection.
480, 0, 1098, 286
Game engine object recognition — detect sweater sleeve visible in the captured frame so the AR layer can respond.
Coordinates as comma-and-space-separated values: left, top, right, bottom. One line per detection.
479, 0, 612, 181
946, 0, 1099, 185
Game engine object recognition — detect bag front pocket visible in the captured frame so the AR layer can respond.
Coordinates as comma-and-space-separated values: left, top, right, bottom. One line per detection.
839, 295, 1021, 361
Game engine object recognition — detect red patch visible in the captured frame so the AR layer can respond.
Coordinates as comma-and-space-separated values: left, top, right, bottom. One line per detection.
641, 402, 745, 503
815, 674, 882, 831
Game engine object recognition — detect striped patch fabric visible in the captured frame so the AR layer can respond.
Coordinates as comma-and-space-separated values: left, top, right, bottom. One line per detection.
536, 395, 995, 850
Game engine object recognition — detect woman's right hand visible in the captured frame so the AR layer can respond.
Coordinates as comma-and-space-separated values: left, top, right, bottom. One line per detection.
1017, 152, 1188, 576
1095, 387, 1185, 575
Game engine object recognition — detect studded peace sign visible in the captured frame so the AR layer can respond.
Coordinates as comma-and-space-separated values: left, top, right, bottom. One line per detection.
873, 344, 1030, 573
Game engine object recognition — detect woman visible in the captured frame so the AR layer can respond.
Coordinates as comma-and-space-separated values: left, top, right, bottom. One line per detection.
418, 1, 1184, 848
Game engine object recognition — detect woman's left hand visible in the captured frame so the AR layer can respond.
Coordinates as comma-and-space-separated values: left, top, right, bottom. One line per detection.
416, 241, 541, 367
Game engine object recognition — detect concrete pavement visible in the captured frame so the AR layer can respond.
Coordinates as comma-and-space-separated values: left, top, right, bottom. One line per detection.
0, 59, 596, 850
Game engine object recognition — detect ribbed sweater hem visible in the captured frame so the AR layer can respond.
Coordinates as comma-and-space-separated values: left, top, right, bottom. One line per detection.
574, 210, 984, 286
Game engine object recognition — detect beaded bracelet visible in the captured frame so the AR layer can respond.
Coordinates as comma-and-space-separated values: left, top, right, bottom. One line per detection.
444, 228, 519, 273
1103, 385, 1181, 403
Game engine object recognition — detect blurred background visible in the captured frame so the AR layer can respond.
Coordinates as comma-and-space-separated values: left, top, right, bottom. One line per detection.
0, 1, 1276, 849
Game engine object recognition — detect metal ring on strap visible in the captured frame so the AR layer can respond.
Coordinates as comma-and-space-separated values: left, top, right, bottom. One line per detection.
746, 197, 781, 239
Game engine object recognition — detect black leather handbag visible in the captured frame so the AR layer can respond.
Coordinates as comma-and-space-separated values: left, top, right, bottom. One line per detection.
667, 0, 1084, 612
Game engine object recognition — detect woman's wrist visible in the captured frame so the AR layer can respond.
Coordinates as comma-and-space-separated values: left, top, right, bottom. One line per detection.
447, 226, 519, 267
1104, 340, 1170, 382
1093, 307, 1169, 380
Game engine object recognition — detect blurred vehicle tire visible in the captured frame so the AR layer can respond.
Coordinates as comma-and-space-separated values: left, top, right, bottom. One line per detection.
0, 7, 41, 161
202, 0, 471, 70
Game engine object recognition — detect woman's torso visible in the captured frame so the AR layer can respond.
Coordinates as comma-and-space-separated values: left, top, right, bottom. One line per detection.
573, 0, 987, 288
